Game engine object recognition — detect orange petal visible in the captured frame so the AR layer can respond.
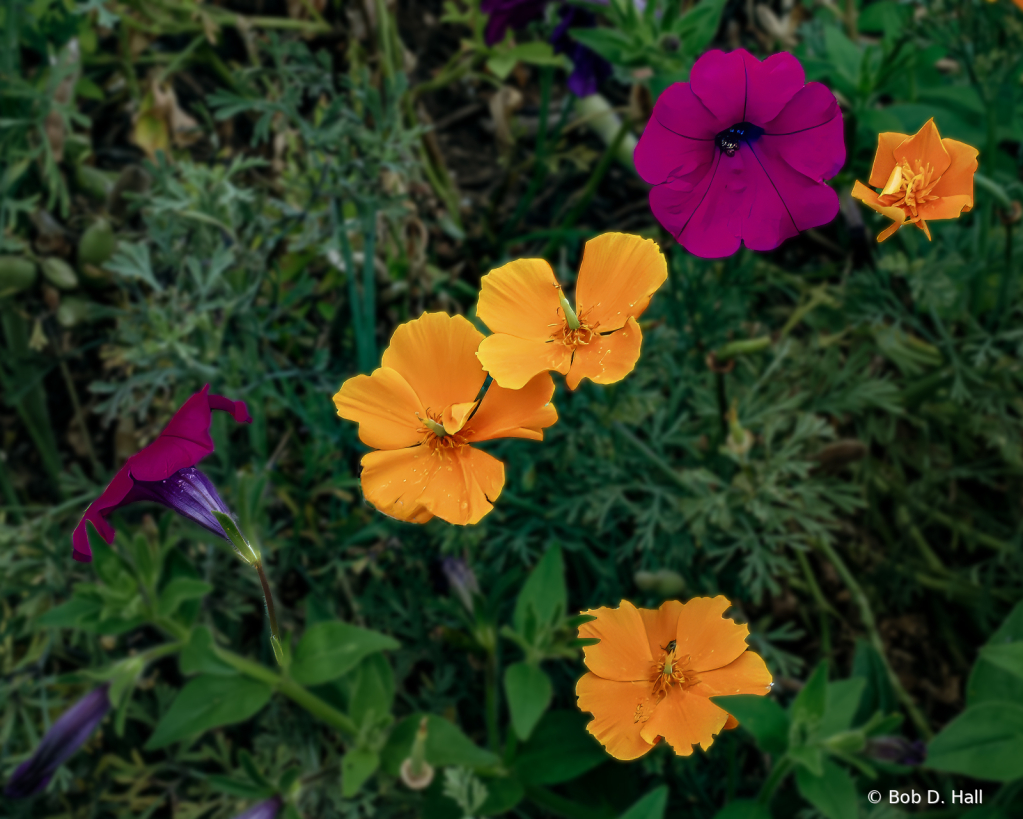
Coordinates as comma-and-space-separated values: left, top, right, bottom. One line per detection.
464, 372, 558, 443
417, 445, 504, 525
381, 313, 487, 413
867, 132, 909, 188
638, 600, 684, 661
476, 259, 564, 339
477, 334, 572, 390
852, 181, 906, 242
917, 194, 973, 222
878, 219, 904, 242
639, 686, 729, 754
690, 651, 773, 697
359, 447, 437, 523
442, 401, 479, 435
579, 600, 655, 682
930, 138, 978, 202
333, 368, 425, 450
723, 715, 739, 730
892, 118, 951, 179
673, 596, 750, 673
576, 673, 656, 761
575, 233, 667, 333
565, 317, 643, 390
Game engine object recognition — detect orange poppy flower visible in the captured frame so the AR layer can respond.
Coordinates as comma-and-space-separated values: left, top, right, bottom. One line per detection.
333, 312, 557, 525
576, 597, 772, 760
475, 233, 667, 391
851, 118, 978, 242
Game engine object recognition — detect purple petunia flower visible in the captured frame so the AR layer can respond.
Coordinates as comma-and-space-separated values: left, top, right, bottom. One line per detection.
72, 384, 251, 562
866, 736, 927, 766
481, 0, 548, 46
442, 556, 480, 612
634, 49, 845, 258
233, 796, 284, 819
4, 685, 111, 798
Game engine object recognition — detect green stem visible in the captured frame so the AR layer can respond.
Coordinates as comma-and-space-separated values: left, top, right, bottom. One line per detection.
715, 336, 772, 361
813, 538, 932, 739
485, 648, 500, 752
757, 756, 793, 805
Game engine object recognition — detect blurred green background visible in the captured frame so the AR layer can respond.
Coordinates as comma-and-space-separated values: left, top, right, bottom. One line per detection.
2, 0, 1023, 816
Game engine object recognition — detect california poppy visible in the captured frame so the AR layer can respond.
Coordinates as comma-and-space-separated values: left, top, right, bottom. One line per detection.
333, 312, 557, 525
72, 385, 251, 562
634, 49, 845, 258
4, 685, 111, 798
475, 232, 667, 391
576, 597, 772, 760
852, 118, 978, 242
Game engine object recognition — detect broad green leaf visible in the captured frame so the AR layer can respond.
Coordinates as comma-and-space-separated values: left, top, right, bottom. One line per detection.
513, 545, 566, 634
711, 695, 788, 756
620, 786, 668, 819
676, 0, 727, 55
380, 714, 500, 775
788, 744, 824, 777
790, 662, 828, 737
712, 801, 772, 819
180, 626, 237, 676
927, 702, 1023, 782
291, 620, 400, 686
795, 759, 857, 819
818, 679, 866, 738
479, 777, 525, 816
145, 675, 272, 749
36, 597, 102, 629
515, 710, 606, 785
342, 747, 379, 797
157, 578, 213, 617
505, 662, 552, 741
823, 25, 862, 89
350, 653, 395, 729
978, 643, 1023, 681
969, 601, 1023, 706
565, 28, 631, 66
857, 1, 911, 39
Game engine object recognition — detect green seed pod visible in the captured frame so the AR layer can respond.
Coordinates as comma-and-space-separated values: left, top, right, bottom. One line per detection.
41, 256, 79, 290
0, 256, 38, 297
78, 218, 116, 266
634, 568, 687, 597
56, 295, 91, 328
63, 134, 92, 165
75, 164, 116, 201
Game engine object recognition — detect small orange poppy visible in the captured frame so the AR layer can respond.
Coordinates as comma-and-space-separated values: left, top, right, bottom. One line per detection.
475, 233, 668, 391
333, 312, 557, 525
576, 597, 772, 760
852, 118, 978, 242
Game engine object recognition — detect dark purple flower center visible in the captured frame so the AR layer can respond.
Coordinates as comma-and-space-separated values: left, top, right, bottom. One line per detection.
715, 122, 765, 157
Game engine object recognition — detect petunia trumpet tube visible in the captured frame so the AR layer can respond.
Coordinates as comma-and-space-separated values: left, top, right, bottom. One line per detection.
634, 49, 846, 258
71, 384, 251, 562
232, 796, 284, 819
4, 685, 111, 798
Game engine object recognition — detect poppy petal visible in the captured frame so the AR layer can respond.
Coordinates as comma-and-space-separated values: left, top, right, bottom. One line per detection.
360, 447, 437, 524
638, 600, 684, 660
579, 600, 654, 682
892, 118, 951, 180
442, 401, 479, 435
760, 83, 845, 181
742, 139, 840, 251
868, 132, 910, 187
417, 446, 504, 525
477, 334, 572, 390
565, 318, 643, 390
929, 138, 979, 201
575, 233, 667, 333
465, 372, 557, 443
639, 686, 729, 754
634, 83, 718, 185
690, 651, 773, 697
477, 259, 564, 340
333, 368, 425, 450
917, 194, 974, 222
673, 596, 751, 673
381, 313, 487, 413
576, 673, 656, 761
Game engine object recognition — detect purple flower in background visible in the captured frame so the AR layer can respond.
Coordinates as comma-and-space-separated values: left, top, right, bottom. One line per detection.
866, 736, 927, 766
233, 796, 283, 819
4, 685, 111, 798
72, 384, 251, 562
552, 6, 612, 97
481, 0, 611, 97
442, 556, 480, 612
634, 49, 845, 258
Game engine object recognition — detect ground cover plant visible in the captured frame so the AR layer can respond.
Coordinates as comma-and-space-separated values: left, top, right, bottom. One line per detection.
2, 0, 1023, 816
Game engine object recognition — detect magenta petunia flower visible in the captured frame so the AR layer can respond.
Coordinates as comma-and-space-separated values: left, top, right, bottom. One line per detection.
71, 384, 251, 563
634, 49, 845, 258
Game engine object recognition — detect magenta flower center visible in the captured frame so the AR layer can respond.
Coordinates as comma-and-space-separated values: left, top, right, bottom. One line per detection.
714, 122, 765, 157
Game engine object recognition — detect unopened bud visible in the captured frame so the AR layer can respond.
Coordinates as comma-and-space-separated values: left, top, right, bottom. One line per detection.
634, 568, 686, 597
400, 717, 435, 790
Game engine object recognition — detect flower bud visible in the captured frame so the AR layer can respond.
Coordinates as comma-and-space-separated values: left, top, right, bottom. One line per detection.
442, 557, 479, 613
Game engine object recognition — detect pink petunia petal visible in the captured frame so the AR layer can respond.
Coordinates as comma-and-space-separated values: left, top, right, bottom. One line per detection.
760, 83, 845, 181
634, 83, 718, 185
690, 50, 748, 128
742, 51, 806, 125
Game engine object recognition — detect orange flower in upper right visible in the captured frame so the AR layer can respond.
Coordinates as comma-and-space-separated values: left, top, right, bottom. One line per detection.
576, 597, 772, 760
852, 118, 978, 242
476, 233, 667, 390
